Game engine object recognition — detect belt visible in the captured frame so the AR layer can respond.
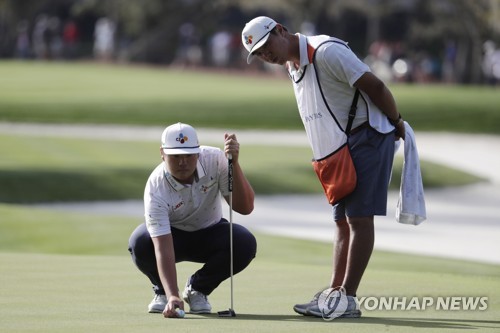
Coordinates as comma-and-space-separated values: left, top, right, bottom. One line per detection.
349, 121, 370, 135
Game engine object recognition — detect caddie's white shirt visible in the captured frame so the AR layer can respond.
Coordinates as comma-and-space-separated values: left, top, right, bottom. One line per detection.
144, 146, 230, 237
287, 33, 394, 160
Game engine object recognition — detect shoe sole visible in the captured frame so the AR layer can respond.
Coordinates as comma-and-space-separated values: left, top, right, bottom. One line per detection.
187, 309, 212, 314
148, 307, 164, 314
340, 310, 362, 318
293, 306, 312, 316
308, 309, 362, 318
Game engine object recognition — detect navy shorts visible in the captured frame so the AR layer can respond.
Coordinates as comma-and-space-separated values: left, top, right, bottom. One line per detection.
333, 127, 395, 221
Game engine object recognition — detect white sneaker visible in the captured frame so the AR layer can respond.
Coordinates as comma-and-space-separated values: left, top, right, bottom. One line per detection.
148, 294, 167, 313
182, 282, 212, 314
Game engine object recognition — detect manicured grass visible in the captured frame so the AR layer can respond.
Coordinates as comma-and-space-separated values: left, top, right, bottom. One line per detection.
1, 61, 499, 133
1, 61, 498, 333
1, 251, 499, 333
2, 202, 498, 275
1, 203, 498, 332
0, 204, 499, 333
0, 133, 484, 203
0, 203, 499, 332
0, 61, 298, 129
0, 61, 490, 202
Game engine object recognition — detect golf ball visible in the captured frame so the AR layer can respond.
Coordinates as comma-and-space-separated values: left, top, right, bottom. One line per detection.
175, 308, 185, 318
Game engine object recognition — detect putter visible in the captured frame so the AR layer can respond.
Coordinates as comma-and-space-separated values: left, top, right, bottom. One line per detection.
218, 153, 236, 318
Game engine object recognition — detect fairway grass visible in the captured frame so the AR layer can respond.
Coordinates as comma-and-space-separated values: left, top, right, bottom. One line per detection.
0, 61, 499, 133
0, 133, 484, 203
1, 246, 499, 333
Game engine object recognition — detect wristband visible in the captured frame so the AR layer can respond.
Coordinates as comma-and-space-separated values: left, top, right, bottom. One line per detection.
388, 113, 402, 126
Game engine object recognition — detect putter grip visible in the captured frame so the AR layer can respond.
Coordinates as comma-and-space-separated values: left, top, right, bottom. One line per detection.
228, 153, 233, 192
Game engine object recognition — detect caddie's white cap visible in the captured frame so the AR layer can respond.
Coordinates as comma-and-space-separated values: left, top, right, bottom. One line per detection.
241, 16, 277, 64
161, 122, 200, 155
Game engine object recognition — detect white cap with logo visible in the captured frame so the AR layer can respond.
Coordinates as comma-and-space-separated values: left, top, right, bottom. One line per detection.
241, 16, 277, 64
161, 122, 200, 155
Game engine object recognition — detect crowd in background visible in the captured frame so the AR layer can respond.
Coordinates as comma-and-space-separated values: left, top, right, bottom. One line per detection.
10, 12, 500, 86
15, 15, 78, 60
13, 14, 250, 68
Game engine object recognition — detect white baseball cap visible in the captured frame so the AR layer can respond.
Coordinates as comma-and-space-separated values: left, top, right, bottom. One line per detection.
241, 16, 277, 64
161, 122, 200, 155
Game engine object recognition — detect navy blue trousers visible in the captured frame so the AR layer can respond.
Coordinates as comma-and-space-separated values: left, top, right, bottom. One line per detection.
128, 219, 257, 296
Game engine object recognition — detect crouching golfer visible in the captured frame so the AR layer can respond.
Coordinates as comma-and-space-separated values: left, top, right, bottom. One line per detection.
128, 122, 257, 318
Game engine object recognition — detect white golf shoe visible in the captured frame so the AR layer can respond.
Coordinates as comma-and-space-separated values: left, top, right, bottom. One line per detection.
148, 294, 167, 313
182, 281, 212, 314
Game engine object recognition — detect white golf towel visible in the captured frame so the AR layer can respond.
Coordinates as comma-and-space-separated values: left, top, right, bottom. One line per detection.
396, 122, 427, 225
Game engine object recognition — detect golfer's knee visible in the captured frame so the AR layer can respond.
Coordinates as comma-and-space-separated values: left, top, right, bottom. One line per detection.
128, 224, 154, 258
234, 230, 257, 268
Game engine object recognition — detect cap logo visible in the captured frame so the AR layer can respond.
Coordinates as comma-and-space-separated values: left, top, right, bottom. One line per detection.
244, 35, 253, 45
176, 133, 189, 144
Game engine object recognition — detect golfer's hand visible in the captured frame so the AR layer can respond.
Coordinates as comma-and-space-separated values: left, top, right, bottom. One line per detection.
224, 133, 240, 162
163, 297, 184, 318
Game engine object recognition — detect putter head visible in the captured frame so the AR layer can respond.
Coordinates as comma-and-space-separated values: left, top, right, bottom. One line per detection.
217, 308, 236, 317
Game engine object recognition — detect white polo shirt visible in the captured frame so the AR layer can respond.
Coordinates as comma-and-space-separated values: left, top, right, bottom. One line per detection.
287, 33, 394, 160
144, 146, 230, 237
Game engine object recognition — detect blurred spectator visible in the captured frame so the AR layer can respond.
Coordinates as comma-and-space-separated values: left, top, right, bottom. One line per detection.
210, 30, 231, 67
16, 20, 31, 59
391, 58, 411, 82
482, 40, 500, 85
47, 16, 63, 59
174, 22, 202, 67
32, 14, 49, 59
229, 31, 245, 68
300, 21, 316, 35
389, 42, 412, 83
94, 17, 116, 61
365, 41, 393, 83
62, 20, 79, 59
442, 40, 457, 83
412, 52, 440, 83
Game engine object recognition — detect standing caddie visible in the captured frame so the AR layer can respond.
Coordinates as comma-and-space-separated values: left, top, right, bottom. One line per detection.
242, 16, 406, 319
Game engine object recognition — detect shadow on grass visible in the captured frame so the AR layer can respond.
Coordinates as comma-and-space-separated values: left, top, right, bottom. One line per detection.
0, 168, 148, 203
191, 313, 500, 329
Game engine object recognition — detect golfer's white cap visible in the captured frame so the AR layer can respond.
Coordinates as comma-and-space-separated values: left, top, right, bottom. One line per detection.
161, 122, 200, 155
242, 16, 277, 64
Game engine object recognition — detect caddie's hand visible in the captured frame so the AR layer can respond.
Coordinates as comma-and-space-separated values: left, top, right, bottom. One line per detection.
224, 133, 240, 162
389, 114, 406, 141
394, 119, 406, 141
163, 297, 184, 318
